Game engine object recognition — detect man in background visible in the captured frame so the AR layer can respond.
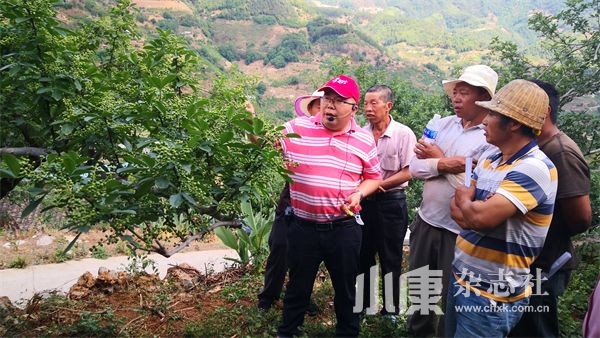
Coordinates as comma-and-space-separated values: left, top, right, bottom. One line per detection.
257, 91, 322, 312
359, 84, 416, 317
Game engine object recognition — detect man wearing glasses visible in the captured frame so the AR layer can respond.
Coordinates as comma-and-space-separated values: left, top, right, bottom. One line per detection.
277, 75, 382, 337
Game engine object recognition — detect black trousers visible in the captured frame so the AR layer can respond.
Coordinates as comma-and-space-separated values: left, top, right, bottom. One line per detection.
358, 190, 408, 314
509, 270, 571, 338
278, 216, 362, 337
257, 184, 291, 304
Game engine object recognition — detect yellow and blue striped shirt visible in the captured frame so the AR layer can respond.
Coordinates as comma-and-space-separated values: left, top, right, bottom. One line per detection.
453, 140, 558, 302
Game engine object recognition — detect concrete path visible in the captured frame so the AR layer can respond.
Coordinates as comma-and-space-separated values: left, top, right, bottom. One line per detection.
0, 249, 236, 306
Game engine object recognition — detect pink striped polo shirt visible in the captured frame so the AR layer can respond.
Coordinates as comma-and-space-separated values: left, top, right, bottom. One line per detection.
281, 113, 381, 222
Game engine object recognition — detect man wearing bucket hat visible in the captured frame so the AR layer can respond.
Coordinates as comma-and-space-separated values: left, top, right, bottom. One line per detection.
277, 75, 382, 337
407, 65, 498, 337
447, 79, 558, 337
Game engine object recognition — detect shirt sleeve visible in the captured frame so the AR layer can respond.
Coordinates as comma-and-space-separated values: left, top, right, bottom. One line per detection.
279, 120, 295, 157
550, 150, 590, 199
496, 161, 554, 214
362, 141, 382, 180
400, 128, 418, 168
409, 157, 440, 179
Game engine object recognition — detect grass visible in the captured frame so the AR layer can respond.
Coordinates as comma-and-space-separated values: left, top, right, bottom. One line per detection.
2, 237, 596, 337
91, 245, 109, 259
8, 256, 27, 269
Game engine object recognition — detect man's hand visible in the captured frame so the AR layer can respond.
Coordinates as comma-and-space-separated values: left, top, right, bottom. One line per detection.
450, 198, 468, 229
454, 185, 476, 206
244, 101, 256, 117
414, 140, 444, 159
343, 192, 362, 214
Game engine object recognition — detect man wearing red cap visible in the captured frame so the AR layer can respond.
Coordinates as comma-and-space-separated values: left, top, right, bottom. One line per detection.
277, 75, 382, 337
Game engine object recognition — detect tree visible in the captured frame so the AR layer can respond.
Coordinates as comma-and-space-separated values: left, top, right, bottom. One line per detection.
0, 0, 286, 257
490, 0, 599, 161
490, 0, 599, 106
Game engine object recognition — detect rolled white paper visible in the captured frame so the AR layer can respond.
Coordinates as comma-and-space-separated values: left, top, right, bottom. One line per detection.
465, 156, 472, 187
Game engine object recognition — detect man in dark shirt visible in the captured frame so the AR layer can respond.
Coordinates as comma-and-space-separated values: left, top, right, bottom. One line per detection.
510, 79, 592, 338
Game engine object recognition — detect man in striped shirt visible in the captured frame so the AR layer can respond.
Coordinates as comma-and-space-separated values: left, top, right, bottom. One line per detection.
447, 79, 558, 337
277, 75, 382, 337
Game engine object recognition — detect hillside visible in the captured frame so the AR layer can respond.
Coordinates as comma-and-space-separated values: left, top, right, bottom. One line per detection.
56, 0, 564, 116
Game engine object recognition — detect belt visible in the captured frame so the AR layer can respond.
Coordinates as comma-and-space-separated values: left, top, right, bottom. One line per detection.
293, 215, 357, 231
364, 189, 405, 201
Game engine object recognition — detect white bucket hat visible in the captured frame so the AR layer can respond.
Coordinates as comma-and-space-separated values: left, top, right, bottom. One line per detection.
442, 65, 498, 99
294, 90, 324, 116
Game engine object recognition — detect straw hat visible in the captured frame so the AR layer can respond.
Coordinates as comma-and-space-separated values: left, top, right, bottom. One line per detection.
475, 79, 549, 131
442, 65, 498, 99
294, 90, 324, 116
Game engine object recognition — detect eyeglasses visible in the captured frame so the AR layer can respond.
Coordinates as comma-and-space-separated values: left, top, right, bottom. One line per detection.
321, 96, 356, 109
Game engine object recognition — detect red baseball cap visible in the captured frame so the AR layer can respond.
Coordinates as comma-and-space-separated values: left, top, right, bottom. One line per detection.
317, 75, 360, 104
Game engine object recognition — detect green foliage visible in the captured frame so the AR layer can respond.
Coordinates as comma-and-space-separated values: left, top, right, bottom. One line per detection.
244, 48, 263, 65
491, 0, 600, 105
558, 110, 600, 166
214, 200, 273, 266
253, 14, 277, 25
264, 32, 309, 68
70, 309, 122, 336
590, 171, 600, 227
91, 245, 109, 259
8, 256, 27, 269
558, 233, 600, 337
218, 42, 241, 61
0, 0, 286, 258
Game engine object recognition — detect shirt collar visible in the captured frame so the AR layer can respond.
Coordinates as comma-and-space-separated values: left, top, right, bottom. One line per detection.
453, 115, 485, 130
492, 139, 539, 165
364, 115, 394, 138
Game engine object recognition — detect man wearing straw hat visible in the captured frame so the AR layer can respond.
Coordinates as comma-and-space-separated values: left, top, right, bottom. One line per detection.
510, 80, 592, 337
407, 65, 498, 337
447, 79, 558, 337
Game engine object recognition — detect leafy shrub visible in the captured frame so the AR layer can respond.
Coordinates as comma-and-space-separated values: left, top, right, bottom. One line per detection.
558, 235, 600, 337
91, 245, 109, 259
264, 32, 308, 68
244, 49, 263, 64
218, 43, 241, 62
253, 15, 277, 25
8, 256, 27, 269
214, 200, 273, 266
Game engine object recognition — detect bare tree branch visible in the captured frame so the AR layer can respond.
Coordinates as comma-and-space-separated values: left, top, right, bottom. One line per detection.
0, 147, 52, 157
157, 220, 241, 257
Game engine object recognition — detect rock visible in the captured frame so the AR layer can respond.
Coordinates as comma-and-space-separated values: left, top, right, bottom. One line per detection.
165, 263, 201, 290
35, 235, 53, 246
77, 271, 96, 288
68, 272, 96, 300
3, 240, 26, 248
0, 296, 16, 311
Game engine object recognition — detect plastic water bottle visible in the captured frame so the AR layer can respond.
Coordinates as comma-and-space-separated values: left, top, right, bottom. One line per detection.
422, 114, 441, 144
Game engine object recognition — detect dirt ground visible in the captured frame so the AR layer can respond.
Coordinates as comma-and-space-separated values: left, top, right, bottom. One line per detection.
0, 227, 227, 270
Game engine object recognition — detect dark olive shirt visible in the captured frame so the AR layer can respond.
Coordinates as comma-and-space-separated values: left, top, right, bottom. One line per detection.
533, 132, 590, 271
